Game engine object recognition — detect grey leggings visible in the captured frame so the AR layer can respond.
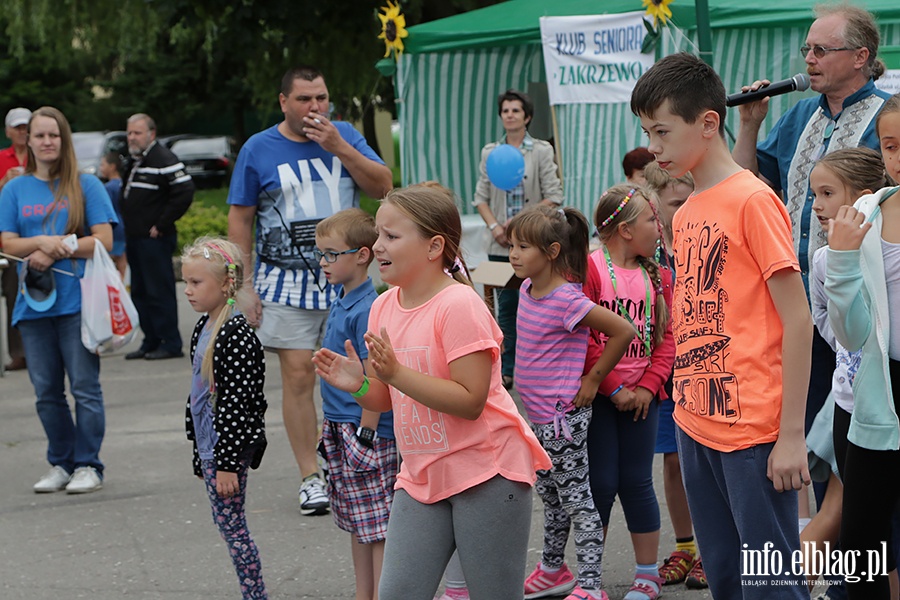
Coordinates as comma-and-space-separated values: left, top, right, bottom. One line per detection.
379, 475, 533, 600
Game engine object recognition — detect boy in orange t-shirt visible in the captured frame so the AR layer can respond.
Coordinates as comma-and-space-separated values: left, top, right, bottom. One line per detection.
631, 53, 813, 599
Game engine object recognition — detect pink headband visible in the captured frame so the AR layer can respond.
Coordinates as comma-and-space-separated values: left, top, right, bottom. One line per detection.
204, 243, 234, 266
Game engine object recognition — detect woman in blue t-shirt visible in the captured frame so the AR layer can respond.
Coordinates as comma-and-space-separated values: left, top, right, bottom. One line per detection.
0, 106, 116, 495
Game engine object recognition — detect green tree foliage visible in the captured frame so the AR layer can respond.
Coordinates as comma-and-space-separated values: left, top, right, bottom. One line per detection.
0, 0, 504, 144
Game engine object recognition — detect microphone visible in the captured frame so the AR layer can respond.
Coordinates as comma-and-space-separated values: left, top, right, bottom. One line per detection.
725, 73, 811, 107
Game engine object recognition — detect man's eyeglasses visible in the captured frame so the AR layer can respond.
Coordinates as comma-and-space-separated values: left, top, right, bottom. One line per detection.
800, 45, 855, 59
313, 248, 361, 263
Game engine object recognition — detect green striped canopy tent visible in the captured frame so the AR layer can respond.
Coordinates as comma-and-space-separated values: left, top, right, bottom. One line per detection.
390, 0, 900, 218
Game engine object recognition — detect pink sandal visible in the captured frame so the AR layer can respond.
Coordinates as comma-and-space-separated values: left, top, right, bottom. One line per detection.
625, 573, 665, 600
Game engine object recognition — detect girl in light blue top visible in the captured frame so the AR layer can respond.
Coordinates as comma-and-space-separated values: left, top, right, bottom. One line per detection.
824, 94, 900, 600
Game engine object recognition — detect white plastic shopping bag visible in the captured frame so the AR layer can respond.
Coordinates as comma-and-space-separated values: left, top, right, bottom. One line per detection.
81, 242, 139, 354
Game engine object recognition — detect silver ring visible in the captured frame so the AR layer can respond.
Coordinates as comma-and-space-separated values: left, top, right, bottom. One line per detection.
314, 118, 322, 124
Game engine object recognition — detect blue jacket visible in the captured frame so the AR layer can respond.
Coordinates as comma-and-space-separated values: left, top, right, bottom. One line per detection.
825, 186, 899, 451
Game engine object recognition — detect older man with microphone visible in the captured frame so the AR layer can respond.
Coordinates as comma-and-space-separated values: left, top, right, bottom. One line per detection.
732, 4, 888, 289
732, 8, 890, 599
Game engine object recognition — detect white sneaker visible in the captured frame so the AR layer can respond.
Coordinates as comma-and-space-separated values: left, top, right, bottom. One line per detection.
298, 473, 329, 516
65, 467, 103, 494
34, 466, 71, 493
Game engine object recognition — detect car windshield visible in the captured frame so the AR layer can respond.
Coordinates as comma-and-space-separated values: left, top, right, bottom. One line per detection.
71, 133, 105, 160
171, 137, 227, 157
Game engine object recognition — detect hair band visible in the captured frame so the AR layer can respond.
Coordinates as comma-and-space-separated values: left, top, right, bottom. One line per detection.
206, 242, 234, 265
449, 256, 467, 277
598, 188, 636, 229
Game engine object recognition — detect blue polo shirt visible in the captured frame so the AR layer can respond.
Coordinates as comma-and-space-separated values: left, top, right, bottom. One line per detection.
320, 277, 394, 440
757, 79, 890, 292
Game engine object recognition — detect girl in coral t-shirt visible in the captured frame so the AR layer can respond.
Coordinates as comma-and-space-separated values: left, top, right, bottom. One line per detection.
313, 183, 550, 600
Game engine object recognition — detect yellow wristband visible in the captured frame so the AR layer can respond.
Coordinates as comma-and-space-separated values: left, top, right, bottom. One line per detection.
351, 376, 370, 398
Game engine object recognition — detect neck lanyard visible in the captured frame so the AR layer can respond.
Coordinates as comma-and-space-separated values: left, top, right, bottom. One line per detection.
602, 246, 652, 364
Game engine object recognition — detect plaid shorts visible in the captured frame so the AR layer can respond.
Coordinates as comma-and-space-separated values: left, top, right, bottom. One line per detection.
319, 419, 398, 544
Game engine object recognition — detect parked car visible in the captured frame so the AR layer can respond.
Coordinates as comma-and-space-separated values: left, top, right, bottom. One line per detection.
169, 136, 235, 189
157, 133, 199, 149
72, 131, 127, 179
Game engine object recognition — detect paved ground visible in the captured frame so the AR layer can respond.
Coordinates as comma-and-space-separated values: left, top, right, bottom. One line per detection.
0, 282, 772, 599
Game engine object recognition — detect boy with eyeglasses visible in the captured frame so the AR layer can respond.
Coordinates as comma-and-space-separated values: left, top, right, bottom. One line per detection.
314, 207, 398, 600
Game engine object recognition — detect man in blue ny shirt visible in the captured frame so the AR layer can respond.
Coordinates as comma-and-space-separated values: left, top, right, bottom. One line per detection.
228, 65, 392, 516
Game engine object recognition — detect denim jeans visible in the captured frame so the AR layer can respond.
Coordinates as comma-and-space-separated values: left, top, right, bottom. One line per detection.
19, 313, 105, 475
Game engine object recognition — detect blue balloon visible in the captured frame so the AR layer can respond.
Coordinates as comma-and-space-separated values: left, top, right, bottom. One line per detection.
486, 144, 525, 191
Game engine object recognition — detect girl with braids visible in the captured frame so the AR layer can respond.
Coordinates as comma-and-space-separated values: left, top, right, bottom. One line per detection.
182, 237, 268, 600
507, 204, 634, 600
584, 185, 675, 600
313, 183, 550, 600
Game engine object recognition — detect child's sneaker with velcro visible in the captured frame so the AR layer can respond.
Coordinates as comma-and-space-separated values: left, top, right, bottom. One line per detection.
658, 550, 694, 585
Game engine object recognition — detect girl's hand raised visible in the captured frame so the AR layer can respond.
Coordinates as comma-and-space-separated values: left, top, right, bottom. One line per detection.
365, 328, 401, 384
828, 205, 872, 251
312, 340, 366, 393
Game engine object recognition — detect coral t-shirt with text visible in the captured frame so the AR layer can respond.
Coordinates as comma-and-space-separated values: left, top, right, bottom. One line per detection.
368, 284, 551, 503
671, 169, 799, 452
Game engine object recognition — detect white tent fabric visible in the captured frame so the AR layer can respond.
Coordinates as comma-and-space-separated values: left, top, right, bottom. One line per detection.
395, 20, 900, 218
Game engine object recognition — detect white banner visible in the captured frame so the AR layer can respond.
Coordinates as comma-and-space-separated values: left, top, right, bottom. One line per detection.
540, 12, 655, 105
876, 70, 900, 96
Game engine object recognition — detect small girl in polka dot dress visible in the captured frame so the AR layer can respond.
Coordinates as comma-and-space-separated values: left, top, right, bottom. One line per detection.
182, 237, 269, 599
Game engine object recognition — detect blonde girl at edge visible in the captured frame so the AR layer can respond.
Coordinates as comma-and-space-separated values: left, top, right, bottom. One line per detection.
182, 237, 268, 599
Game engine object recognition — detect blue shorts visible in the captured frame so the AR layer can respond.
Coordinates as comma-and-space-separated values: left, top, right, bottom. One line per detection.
655, 398, 677, 454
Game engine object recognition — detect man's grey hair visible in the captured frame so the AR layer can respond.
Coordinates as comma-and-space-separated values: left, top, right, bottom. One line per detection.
815, 2, 885, 80
127, 113, 157, 132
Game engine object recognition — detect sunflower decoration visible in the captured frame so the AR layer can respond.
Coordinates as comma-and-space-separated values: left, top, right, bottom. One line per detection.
643, 0, 674, 26
378, 1, 409, 60
640, 0, 674, 54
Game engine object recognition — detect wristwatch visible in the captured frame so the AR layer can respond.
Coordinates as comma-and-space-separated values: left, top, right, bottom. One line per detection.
488, 222, 499, 231
356, 426, 378, 448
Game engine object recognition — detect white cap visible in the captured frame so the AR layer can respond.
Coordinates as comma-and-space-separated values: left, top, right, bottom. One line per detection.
5, 108, 31, 128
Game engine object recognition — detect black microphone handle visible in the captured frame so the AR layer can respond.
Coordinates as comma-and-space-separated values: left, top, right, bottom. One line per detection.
725, 79, 800, 107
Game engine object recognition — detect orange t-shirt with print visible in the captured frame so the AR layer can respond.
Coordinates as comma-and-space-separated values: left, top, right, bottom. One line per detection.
368, 283, 551, 503
671, 169, 799, 452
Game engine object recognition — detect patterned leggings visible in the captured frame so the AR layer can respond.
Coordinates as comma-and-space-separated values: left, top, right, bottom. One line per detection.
201, 459, 268, 599
532, 407, 605, 591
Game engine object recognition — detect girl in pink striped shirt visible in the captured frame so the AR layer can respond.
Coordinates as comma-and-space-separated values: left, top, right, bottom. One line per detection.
507, 204, 633, 600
